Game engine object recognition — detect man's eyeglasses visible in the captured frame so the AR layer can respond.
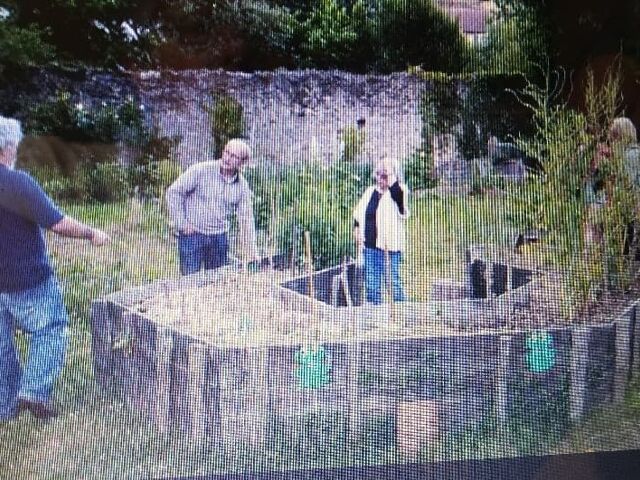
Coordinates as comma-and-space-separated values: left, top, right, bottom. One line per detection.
225, 151, 248, 162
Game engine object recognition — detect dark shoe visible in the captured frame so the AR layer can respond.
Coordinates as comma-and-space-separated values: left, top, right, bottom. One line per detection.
18, 398, 58, 419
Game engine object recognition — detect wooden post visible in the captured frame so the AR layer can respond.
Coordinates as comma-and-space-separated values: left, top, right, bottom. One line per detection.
342, 269, 362, 445
331, 275, 341, 308
495, 335, 512, 428
396, 397, 439, 460
90, 300, 113, 390
304, 231, 315, 301
291, 225, 298, 275
484, 261, 492, 299
613, 315, 633, 403
341, 257, 354, 309
122, 312, 139, 409
187, 342, 207, 439
304, 230, 320, 344
251, 348, 270, 448
632, 304, 640, 380
506, 263, 513, 327
385, 245, 395, 324
155, 328, 173, 433
569, 326, 590, 422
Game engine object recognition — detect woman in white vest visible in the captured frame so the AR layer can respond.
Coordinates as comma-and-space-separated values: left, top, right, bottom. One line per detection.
352, 157, 410, 305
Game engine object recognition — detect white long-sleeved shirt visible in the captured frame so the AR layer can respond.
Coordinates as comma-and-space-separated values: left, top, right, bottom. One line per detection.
353, 182, 410, 252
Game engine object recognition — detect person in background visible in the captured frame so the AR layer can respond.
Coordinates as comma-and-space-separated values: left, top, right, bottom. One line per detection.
165, 138, 258, 275
0, 116, 110, 421
611, 117, 640, 258
353, 157, 410, 305
610, 117, 640, 188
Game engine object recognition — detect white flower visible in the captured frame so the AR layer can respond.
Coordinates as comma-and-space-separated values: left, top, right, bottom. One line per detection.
76, 103, 83, 111
93, 20, 110, 35
121, 21, 139, 42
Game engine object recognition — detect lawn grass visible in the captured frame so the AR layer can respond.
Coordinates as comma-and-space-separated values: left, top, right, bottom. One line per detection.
1, 192, 636, 478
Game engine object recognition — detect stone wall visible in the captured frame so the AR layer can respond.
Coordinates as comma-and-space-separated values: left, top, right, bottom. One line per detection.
1, 68, 426, 170
134, 69, 426, 168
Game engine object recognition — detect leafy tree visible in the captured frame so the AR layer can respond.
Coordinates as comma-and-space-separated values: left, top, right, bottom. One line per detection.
480, 4, 548, 74
302, 0, 358, 69
372, 0, 467, 73
16, 0, 157, 68
151, 0, 299, 69
299, 0, 374, 71
207, 93, 245, 158
0, 19, 55, 75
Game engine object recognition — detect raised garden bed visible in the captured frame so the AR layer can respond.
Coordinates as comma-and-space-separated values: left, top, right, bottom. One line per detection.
90, 258, 640, 457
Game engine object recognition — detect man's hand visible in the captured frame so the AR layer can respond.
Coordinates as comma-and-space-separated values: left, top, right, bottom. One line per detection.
89, 228, 110, 246
180, 223, 197, 235
247, 259, 261, 273
353, 227, 363, 249
51, 216, 111, 245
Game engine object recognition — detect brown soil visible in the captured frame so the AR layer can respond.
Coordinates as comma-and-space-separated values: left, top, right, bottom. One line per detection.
129, 265, 640, 346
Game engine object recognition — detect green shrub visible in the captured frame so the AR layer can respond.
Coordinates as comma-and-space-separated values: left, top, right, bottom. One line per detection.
404, 149, 437, 191
284, 162, 370, 269
207, 93, 245, 158
33, 160, 129, 203
26, 92, 147, 146
469, 172, 505, 196
127, 158, 182, 199
24, 92, 180, 202
230, 0, 302, 69
250, 161, 371, 269
302, 0, 357, 69
421, 80, 461, 136
507, 65, 640, 314
127, 129, 181, 198
85, 162, 130, 203
0, 21, 55, 75
340, 126, 365, 163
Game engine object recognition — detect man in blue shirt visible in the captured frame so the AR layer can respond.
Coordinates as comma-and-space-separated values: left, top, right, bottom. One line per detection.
0, 116, 110, 421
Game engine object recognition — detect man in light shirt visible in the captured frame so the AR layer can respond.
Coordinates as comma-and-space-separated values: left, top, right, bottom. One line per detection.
165, 139, 258, 275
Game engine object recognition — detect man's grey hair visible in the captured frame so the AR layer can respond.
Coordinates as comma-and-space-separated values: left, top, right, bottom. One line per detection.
0, 116, 23, 151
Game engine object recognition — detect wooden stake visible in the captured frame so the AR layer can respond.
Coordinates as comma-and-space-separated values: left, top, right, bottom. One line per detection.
291, 225, 298, 274
342, 262, 362, 444
304, 231, 315, 301
266, 194, 277, 272
341, 257, 354, 309
303, 230, 319, 345
385, 245, 395, 324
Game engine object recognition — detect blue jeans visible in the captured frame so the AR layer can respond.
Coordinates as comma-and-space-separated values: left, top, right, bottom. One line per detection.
364, 247, 406, 305
0, 276, 69, 419
178, 232, 229, 275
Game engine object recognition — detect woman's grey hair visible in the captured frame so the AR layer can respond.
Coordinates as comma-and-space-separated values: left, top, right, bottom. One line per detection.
0, 116, 23, 151
610, 117, 637, 145
374, 156, 399, 177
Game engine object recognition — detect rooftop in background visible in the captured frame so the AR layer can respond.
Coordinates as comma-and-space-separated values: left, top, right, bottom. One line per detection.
436, 0, 498, 43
